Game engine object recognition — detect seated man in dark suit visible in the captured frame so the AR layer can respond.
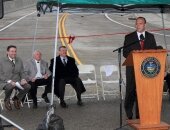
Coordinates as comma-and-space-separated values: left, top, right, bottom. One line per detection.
164, 55, 170, 95
164, 73, 170, 95
49, 46, 86, 108
157, 46, 170, 95
24, 50, 51, 108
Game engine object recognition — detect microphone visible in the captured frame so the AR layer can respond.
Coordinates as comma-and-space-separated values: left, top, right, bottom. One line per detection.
140, 34, 145, 41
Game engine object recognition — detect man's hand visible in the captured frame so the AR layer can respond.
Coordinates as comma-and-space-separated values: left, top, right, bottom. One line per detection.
43, 74, 48, 79
21, 79, 27, 85
31, 78, 36, 82
10, 81, 16, 87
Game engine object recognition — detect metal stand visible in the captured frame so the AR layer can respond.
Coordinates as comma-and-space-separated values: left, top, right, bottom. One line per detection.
113, 39, 139, 128
118, 49, 123, 127
112, 48, 124, 128
46, 5, 60, 129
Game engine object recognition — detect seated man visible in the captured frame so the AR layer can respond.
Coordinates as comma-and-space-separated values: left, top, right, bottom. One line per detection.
164, 58, 170, 95
24, 50, 51, 108
164, 73, 170, 94
157, 46, 170, 95
0, 45, 31, 110
49, 46, 86, 108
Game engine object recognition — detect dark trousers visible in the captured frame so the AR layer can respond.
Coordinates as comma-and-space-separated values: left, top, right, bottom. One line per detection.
57, 77, 83, 101
4, 83, 31, 101
124, 67, 139, 119
164, 73, 170, 93
28, 77, 51, 105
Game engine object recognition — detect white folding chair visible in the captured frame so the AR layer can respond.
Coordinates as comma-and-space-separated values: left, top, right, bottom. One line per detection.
23, 85, 46, 108
55, 85, 77, 104
100, 65, 122, 100
64, 84, 77, 100
78, 64, 99, 100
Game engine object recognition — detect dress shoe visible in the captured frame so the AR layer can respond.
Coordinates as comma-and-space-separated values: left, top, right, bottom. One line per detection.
13, 97, 21, 109
77, 100, 83, 106
33, 104, 38, 109
41, 94, 50, 103
127, 116, 132, 120
60, 100, 68, 108
4, 100, 12, 111
136, 115, 140, 119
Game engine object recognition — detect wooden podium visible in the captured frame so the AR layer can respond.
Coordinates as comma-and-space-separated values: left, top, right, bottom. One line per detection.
123, 49, 170, 130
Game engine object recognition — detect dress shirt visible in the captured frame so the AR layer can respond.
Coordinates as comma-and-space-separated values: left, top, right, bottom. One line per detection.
35, 60, 43, 78
8, 56, 15, 64
60, 56, 67, 64
137, 31, 145, 40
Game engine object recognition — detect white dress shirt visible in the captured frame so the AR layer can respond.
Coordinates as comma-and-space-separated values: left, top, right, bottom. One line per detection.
60, 56, 67, 64
137, 31, 145, 40
35, 60, 43, 78
8, 56, 15, 64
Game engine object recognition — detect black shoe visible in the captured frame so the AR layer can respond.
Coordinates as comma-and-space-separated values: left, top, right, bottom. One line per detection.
41, 94, 50, 103
136, 115, 140, 119
60, 100, 68, 108
4, 100, 12, 111
12, 96, 21, 109
33, 98, 38, 109
127, 116, 132, 120
77, 100, 83, 106
33, 104, 38, 109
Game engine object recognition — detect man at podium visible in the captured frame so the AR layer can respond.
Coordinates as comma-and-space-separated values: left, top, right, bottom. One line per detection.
123, 17, 157, 119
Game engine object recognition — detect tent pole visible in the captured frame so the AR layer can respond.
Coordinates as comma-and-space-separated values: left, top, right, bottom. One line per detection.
50, 5, 60, 108
161, 8, 167, 49
46, 4, 60, 129
160, 8, 169, 68
32, 16, 39, 54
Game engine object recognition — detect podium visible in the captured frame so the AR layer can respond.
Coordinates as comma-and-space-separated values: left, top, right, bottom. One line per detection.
123, 49, 170, 130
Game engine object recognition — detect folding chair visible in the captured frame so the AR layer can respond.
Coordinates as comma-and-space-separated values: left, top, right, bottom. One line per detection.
23, 85, 46, 108
64, 84, 77, 100
100, 65, 122, 100
78, 64, 99, 100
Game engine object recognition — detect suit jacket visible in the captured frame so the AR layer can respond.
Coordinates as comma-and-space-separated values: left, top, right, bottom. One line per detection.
0, 56, 26, 88
123, 31, 157, 58
24, 58, 51, 81
49, 56, 79, 79
49, 55, 86, 97
123, 31, 157, 85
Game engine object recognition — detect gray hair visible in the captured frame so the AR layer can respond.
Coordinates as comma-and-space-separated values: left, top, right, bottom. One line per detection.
33, 50, 42, 56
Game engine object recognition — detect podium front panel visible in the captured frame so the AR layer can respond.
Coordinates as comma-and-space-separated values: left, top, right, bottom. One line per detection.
132, 50, 166, 125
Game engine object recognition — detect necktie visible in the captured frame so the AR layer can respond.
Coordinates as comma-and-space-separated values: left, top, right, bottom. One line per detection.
11, 59, 15, 66
63, 58, 66, 66
140, 34, 145, 50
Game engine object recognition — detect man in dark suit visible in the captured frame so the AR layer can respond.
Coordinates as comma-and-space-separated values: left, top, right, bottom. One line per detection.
49, 46, 86, 108
0, 45, 31, 110
24, 50, 51, 108
123, 17, 157, 119
164, 73, 170, 95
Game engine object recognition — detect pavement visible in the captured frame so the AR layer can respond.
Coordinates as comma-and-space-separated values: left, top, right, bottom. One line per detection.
0, 6, 170, 130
